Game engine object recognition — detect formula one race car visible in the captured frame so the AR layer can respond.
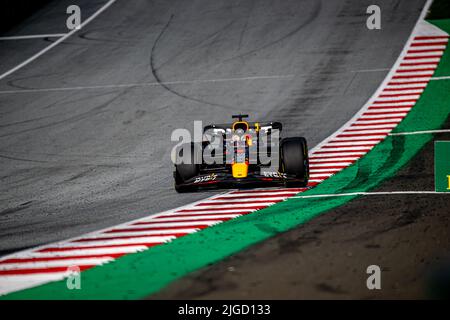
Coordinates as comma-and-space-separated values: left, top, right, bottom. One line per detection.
173, 115, 309, 192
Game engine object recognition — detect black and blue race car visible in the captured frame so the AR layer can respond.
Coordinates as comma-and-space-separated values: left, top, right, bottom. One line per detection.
173, 115, 309, 192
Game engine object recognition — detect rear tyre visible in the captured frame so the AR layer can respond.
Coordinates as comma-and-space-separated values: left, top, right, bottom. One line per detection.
280, 137, 309, 187
174, 143, 201, 192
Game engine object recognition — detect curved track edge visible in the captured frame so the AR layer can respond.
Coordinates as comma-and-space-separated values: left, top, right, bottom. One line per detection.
2, 1, 450, 299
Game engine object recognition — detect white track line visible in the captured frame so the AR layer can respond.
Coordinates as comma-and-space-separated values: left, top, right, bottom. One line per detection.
0, 75, 296, 94
292, 191, 450, 199
389, 129, 450, 136
430, 75, 450, 80
0, 34, 66, 40
351, 68, 390, 73
0, 0, 118, 81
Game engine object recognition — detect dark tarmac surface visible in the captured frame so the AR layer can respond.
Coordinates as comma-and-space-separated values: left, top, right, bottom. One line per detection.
0, 0, 425, 256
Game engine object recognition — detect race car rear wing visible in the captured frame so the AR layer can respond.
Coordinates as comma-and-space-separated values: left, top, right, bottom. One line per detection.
203, 121, 282, 133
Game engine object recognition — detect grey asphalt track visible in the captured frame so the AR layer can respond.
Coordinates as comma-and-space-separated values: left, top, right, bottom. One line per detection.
0, 0, 426, 256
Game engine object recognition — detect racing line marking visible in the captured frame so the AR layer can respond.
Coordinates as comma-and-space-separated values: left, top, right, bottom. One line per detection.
0, 0, 448, 296
0, 75, 296, 94
389, 129, 450, 136
0, 0, 118, 81
292, 191, 450, 199
0, 34, 66, 40
430, 75, 450, 80
0, 70, 402, 95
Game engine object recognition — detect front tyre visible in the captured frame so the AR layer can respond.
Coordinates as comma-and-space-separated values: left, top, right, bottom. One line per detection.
280, 137, 309, 187
174, 143, 201, 192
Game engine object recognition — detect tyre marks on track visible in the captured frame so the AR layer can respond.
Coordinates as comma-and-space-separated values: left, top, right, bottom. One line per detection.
0, 22, 448, 296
